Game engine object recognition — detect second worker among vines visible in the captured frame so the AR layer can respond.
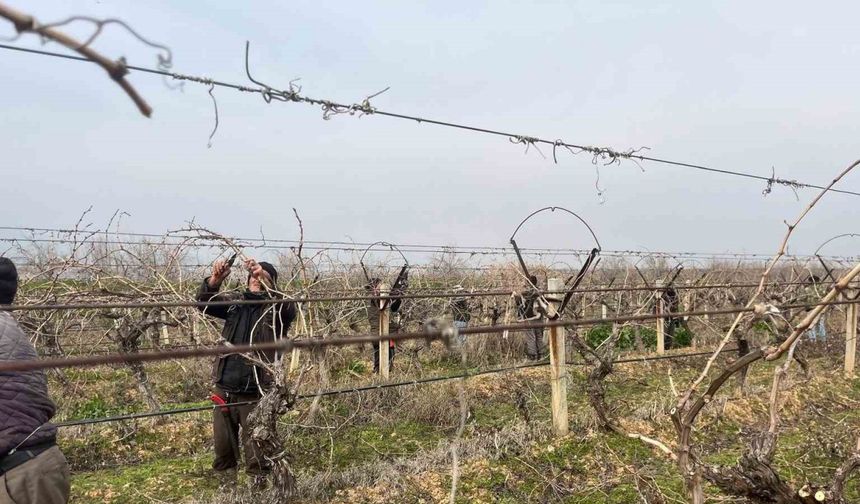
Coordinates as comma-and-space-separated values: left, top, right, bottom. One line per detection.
196, 257, 297, 486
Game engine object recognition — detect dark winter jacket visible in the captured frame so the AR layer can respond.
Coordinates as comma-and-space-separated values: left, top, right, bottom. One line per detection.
197, 278, 296, 395
0, 312, 57, 456
661, 287, 680, 313
515, 292, 538, 320
365, 284, 404, 335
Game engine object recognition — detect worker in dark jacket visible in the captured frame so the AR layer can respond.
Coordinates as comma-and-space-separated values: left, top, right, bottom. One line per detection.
660, 286, 690, 349
197, 257, 296, 478
0, 258, 69, 504
515, 275, 545, 360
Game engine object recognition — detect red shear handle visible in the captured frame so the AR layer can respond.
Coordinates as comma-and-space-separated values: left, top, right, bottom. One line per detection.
210, 393, 230, 414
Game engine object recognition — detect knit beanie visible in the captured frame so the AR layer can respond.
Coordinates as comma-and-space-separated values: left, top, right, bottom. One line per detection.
0, 258, 18, 305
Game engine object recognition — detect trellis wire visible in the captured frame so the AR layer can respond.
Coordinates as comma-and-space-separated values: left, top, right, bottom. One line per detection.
1, 42, 858, 198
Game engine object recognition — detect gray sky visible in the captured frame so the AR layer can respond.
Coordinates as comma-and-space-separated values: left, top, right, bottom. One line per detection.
1, 0, 859, 260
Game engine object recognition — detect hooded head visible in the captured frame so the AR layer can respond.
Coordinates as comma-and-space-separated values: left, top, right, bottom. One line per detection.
0, 258, 18, 305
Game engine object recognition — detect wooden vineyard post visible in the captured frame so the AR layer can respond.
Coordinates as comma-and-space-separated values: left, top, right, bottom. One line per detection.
846, 294, 857, 378
379, 283, 391, 379
289, 347, 301, 373
191, 314, 199, 344
547, 278, 569, 437
160, 310, 170, 345
290, 303, 306, 373
655, 280, 665, 355
502, 296, 512, 341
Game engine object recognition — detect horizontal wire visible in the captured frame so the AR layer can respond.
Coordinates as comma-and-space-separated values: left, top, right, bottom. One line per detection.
0, 42, 857, 198
8, 260, 549, 273
0, 280, 824, 313
0, 226, 851, 261
13, 282, 823, 304
0, 299, 851, 373
8, 263, 814, 276
56, 400, 258, 427
56, 347, 734, 428
4, 235, 848, 262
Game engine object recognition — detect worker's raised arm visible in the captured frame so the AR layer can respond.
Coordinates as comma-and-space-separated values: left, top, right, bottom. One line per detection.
197, 259, 235, 320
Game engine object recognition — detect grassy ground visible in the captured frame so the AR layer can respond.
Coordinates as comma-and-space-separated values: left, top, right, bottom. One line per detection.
56, 345, 860, 503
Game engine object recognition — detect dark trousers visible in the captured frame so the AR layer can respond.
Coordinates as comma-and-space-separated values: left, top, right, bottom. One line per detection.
525, 328, 545, 360
212, 387, 268, 475
372, 342, 395, 373
665, 317, 690, 349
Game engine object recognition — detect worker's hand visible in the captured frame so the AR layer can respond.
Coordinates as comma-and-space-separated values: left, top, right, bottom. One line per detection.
208, 259, 232, 288
245, 258, 262, 277
245, 258, 272, 290
245, 258, 270, 280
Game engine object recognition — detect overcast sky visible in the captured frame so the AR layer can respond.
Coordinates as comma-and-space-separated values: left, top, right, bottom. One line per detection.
1, 1, 859, 261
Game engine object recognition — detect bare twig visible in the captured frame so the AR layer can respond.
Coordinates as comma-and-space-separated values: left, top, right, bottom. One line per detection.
0, 3, 161, 116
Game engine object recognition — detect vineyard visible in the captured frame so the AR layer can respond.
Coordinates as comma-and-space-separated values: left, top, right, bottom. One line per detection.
3, 3, 860, 503
0, 209, 858, 504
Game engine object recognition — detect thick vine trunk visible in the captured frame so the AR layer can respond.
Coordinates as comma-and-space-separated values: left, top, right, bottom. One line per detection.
701, 432, 798, 503
687, 470, 706, 504
578, 347, 614, 429
569, 330, 618, 432
120, 338, 161, 412
110, 316, 164, 413
128, 359, 160, 412
248, 367, 297, 502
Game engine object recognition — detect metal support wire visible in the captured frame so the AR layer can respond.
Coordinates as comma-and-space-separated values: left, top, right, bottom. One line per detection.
0, 42, 858, 198
0, 299, 852, 373
56, 347, 734, 428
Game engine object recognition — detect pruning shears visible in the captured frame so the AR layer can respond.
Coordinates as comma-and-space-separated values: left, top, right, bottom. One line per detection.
225, 252, 238, 269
